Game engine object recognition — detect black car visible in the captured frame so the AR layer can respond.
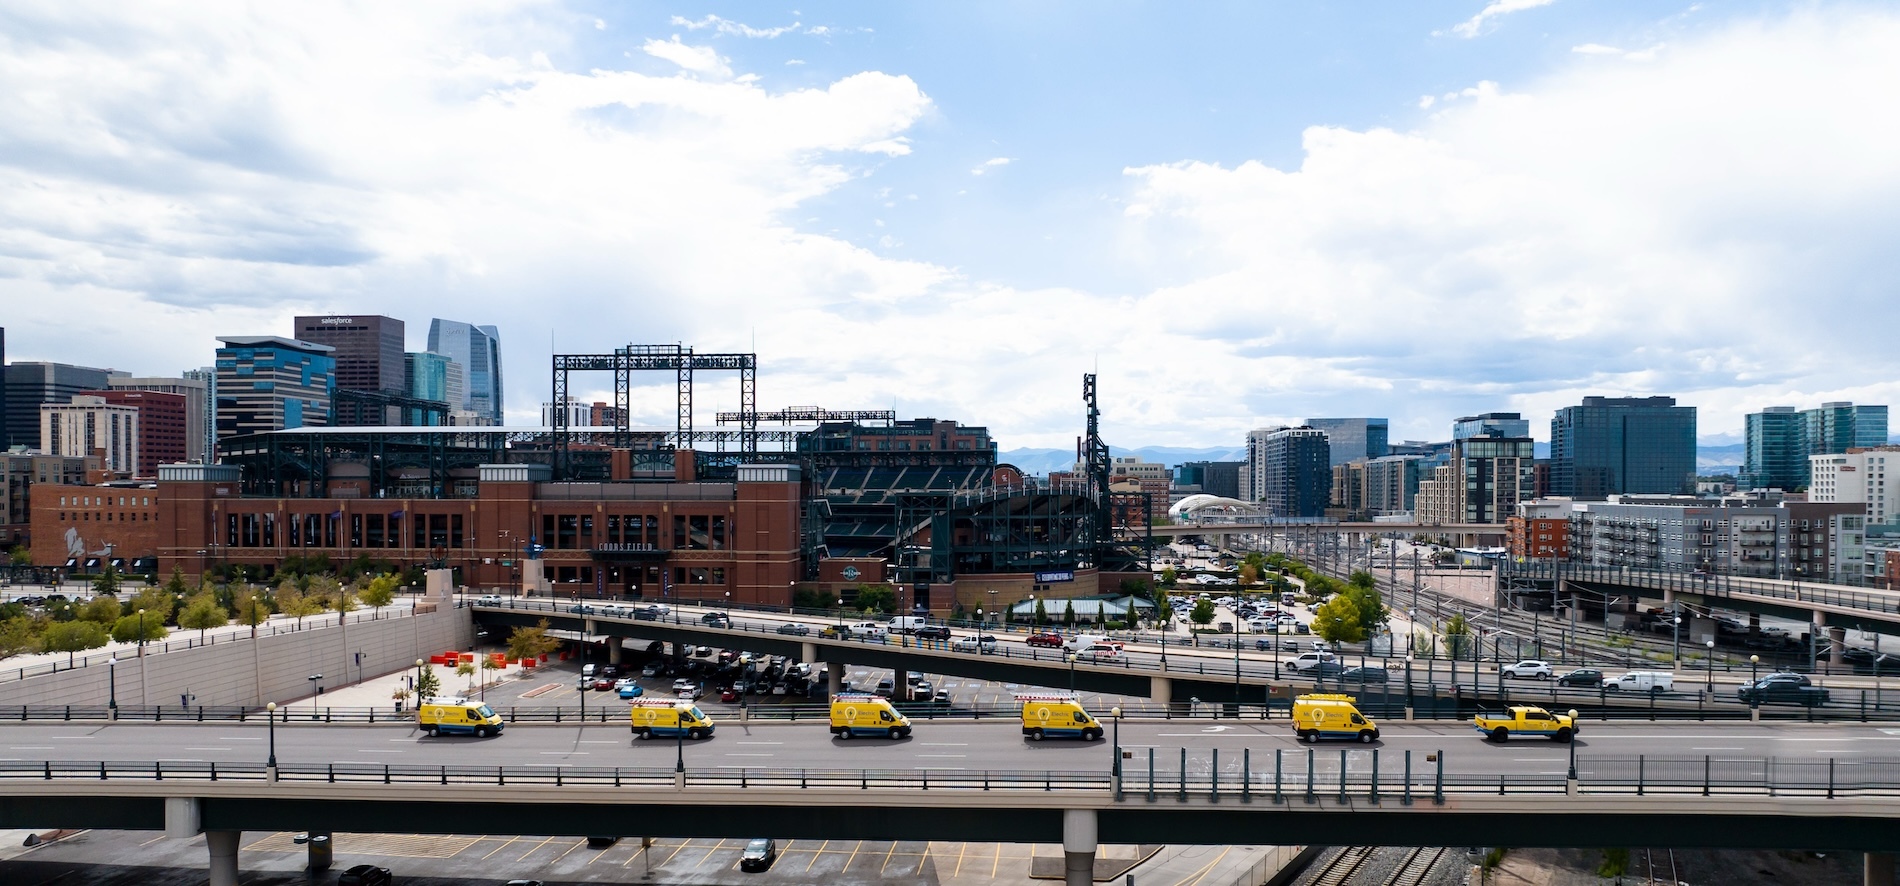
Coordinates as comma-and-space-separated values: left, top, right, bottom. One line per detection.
740, 838, 778, 872
1555, 668, 1604, 687
914, 625, 952, 640
701, 612, 731, 626
1738, 673, 1831, 706
337, 864, 393, 886
1339, 666, 1388, 684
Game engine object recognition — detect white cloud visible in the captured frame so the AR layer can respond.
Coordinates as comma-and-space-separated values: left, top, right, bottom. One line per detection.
1417, 95, 1435, 109
1571, 43, 1624, 54
785, 59, 806, 66
670, 15, 802, 39
594, 18, 605, 30
970, 156, 1012, 175
1445, 0, 1556, 38
1572, 42, 1666, 60
642, 35, 730, 77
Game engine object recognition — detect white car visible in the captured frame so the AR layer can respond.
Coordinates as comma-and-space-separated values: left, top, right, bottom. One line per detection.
475, 594, 503, 605
953, 635, 998, 653
1285, 651, 1337, 673
1500, 660, 1553, 680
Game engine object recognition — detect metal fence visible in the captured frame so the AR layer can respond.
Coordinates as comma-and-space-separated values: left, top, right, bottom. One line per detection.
4, 752, 1898, 801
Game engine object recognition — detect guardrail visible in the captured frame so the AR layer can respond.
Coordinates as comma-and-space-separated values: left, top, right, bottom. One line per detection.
4, 752, 1899, 802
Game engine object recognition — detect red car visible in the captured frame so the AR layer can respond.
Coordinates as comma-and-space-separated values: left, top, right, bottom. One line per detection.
720, 688, 740, 703
1025, 632, 1064, 648
592, 677, 615, 691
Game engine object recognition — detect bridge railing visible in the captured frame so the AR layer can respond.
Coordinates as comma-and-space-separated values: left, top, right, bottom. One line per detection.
7, 752, 1900, 802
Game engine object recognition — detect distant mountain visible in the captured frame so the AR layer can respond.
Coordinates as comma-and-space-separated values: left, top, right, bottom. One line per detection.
1699, 442, 1744, 477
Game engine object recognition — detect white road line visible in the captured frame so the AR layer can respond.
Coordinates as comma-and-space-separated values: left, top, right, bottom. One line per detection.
919, 742, 968, 746
218, 737, 262, 741
539, 751, 590, 755
1691, 747, 1745, 751
8, 747, 53, 750
915, 754, 967, 758
725, 753, 775, 757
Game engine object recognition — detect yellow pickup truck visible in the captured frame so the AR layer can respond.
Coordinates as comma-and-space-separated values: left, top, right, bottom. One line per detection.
1472, 705, 1577, 743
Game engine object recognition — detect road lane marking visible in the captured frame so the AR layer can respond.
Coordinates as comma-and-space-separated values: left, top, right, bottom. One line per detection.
1692, 747, 1745, 751
539, 751, 588, 755
480, 835, 523, 861
915, 754, 967, 758
724, 753, 775, 757
8, 747, 54, 750
217, 737, 262, 741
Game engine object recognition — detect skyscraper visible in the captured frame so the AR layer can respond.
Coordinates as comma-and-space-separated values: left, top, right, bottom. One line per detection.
81, 389, 187, 475
1548, 396, 1697, 498
1742, 406, 1807, 490
0, 327, 7, 450
1247, 426, 1331, 517
4, 361, 115, 453
106, 375, 209, 464
1453, 413, 1531, 440
292, 315, 406, 394
404, 352, 451, 425
214, 336, 336, 445
427, 319, 503, 424
1303, 417, 1389, 467
1805, 402, 1888, 456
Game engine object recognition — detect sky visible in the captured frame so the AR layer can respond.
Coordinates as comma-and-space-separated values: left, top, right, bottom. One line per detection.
2, 1, 1898, 449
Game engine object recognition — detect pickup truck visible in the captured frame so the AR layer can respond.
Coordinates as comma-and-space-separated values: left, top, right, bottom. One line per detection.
1472, 706, 1577, 742
1737, 673, 1831, 707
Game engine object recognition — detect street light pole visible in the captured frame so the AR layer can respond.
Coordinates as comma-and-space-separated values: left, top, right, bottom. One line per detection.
107, 657, 118, 719
1110, 705, 1123, 799
265, 700, 278, 781
1565, 707, 1579, 790
1067, 653, 1077, 694
1705, 639, 1716, 692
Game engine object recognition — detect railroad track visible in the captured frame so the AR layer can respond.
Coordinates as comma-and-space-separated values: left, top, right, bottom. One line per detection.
1387, 846, 1447, 886
1310, 846, 1377, 886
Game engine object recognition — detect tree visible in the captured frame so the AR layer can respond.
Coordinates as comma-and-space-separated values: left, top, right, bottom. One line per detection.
111, 611, 170, 644
1238, 563, 1260, 587
1159, 566, 1178, 588
1033, 598, 1048, 625
1062, 600, 1076, 628
1348, 570, 1376, 591
1444, 613, 1473, 659
1189, 598, 1216, 628
416, 663, 442, 698
0, 615, 40, 661
278, 583, 326, 627
1118, 577, 1154, 598
163, 567, 190, 599
130, 585, 179, 625
91, 564, 121, 596
455, 659, 476, 692
1339, 585, 1386, 640
177, 594, 229, 640
1153, 595, 1174, 631
234, 593, 272, 633
792, 586, 839, 611
506, 619, 562, 664
1311, 595, 1367, 644
79, 595, 123, 626
41, 620, 109, 664
359, 573, 399, 614
9, 545, 32, 567
852, 584, 896, 615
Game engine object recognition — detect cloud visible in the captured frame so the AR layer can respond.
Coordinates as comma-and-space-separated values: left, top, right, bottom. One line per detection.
1445, 0, 1556, 38
642, 35, 730, 77
969, 156, 1012, 175
1572, 42, 1666, 60
670, 15, 802, 39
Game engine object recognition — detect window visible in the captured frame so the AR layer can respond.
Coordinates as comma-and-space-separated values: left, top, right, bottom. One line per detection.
450, 514, 464, 548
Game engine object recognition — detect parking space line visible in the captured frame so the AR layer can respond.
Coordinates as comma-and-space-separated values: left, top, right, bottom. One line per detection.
139, 834, 168, 847
805, 839, 828, 872
841, 839, 864, 873
480, 835, 522, 860
514, 835, 560, 862
655, 839, 689, 868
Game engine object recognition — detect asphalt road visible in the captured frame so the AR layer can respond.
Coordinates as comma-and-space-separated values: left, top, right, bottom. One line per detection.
4, 720, 1895, 778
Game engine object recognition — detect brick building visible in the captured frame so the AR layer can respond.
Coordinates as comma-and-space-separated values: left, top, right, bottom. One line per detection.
82, 389, 187, 476
30, 482, 160, 571
1507, 499, 1572, 561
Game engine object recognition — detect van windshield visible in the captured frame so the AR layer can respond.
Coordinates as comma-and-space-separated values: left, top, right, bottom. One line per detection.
476, 705, 495, 718
688, 707, 706, 720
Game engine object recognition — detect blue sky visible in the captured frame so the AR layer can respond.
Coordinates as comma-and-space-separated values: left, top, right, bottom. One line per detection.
2, 1, 1897, 449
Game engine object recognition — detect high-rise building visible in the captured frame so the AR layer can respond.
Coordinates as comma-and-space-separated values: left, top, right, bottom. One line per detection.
1364, 454, 1424, 516
1451, 433, 1537, 524
1453, 413, 1531, 440
1548, 396, 1696, 498
427, 319, 503, 425
404, 352, 451, 425
182, 368, 217, 462
292, 315, 405, 394
214, 336, 336, 445
1805, 402, 1888, 456
1742, 406, 1807, 490
106, 376, 209, 464
1246, 426, 1330, 517
541, 399, 595, 428
1507, 499, 1571, 561
1303, 418, 1389, 467
1809, 447, 1900, 526
4, 361, 115, 452
1328, 460, 1369, 521
81, 389, 186, 475
0, 327, 7, 450
1174, 461, 1243, 500
40, 395, 139, 474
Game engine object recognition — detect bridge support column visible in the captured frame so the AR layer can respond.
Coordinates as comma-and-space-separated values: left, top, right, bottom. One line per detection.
1662, 589, 1675, 607
205, 830, 240, 886
827, 662, 843, 697
894, 668, 910, 699
1062, 808, 1097, 886
1868, 853, 1895, 886
608, 640, 622, 666
802, 642, 817, 665
1151, 676, 1172, 707
1830, 626, 1848, 666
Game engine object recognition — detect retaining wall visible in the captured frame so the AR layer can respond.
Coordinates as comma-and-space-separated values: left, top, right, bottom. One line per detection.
0, 607, 472, 709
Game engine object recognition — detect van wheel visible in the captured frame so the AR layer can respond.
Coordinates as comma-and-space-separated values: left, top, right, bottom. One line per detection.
1303, 730, 1320, 745
1358, 730, 1375, 744
888, 727, 902, 740
424, 725, 437, 737
1084, 729, 1101, 742
474, 726, 488, 738
636, 728, 651, 740
1031, 728, 1045, 742
838, 728, 853, 741
1553, 728, 1572, 743
1491, 727, 1509, 742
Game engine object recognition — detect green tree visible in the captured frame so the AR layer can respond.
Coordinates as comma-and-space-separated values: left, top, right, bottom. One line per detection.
8, 545, 31, 567
1341, 585, 1386, 637
162, 566, 190, 598
1062, 600, 1076, 628
41, 619, 109, 664
1159, 566, 1178, 588
1190, 598, 1216, 628
276, 584, 326, 627
455, 659, 476, 692
1444, 613, 1473, 659
360, 573, 399, 614
416, 663, 442, 698
506, 619, 562, 664
0, 615, 41, 661
1348, 570, 1376, 591
111, 611, 170, 644
1311, 595, 1367, 644
177, 594, 229, 640
79, 595, 123, 625
852, 583, 897, 615
130, 585, 179, 625
91, 565, 121, 596
793, 586, 839, 611
1153, 595, 1174, 631
234, 592, 273, 633
1033, 598, 1048, 625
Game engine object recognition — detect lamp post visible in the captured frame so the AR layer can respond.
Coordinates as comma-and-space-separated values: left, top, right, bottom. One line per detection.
1671, 614, 1683, 666
415, 659, 425, 698
1705, 639, 1716, 692
265, 701, 279, 778
1233, 614, 1241, 710
1067, 652, 1077, 694
107, 657, 118, 719
1404, 653, 1414, 720
1565, 707, 1579, 786
1110, 705, 1123, 796
1749, 654, 1760, 713
136, 608, 147, 657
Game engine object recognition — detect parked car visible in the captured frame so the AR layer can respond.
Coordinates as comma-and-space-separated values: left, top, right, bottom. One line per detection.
953, 634, 998, 653
586, 836, 618, 848
933, 689, 951, 705
701, 612, 731, 626
914, 625, 952, 640
874, 678, 896, 698
1285, 651, 1338, 673
777, 622, 811, 636
740, 838, 778, 872
1501, 660, 1554, 680
1339, 666, 1389, 684
1738, 672, 1831, 706
475, 594, 503, 605
592, 677, 614, 691
720, 687, 740, 703
641, 663, 664, 678
1025, 632, 1065, 648
1555, 668, 1603, 687
615, 679, 643, 699
693, 646, 714, 658
337, 864, 393, 886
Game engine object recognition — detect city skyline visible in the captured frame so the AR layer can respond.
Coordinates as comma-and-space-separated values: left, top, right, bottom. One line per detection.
3, 3, 1898, 448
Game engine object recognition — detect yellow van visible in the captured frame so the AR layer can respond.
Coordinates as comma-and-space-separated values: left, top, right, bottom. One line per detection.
830, 693, 912, 740
1290, 693, 1378, 744
417, 697, 503, 737
1018, 694, 1103, 742
628, 699, 716, 740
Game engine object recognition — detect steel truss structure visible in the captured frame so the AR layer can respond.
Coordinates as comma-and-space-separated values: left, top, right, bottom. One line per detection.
550, 344, 758, 479
331, 389, 451, 427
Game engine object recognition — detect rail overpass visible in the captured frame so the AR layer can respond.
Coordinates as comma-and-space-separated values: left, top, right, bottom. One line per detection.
1131, 521, 1510, 546
6, 719, 1900, 885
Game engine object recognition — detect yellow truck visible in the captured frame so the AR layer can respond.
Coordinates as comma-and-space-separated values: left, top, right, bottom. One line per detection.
830, 693, 912, 740
417, 697, 504, 737
1290, 693, 1379, 744
1472, 705, 1577, 742
1017, 693, 1103, 742
628, 698, 716, 741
